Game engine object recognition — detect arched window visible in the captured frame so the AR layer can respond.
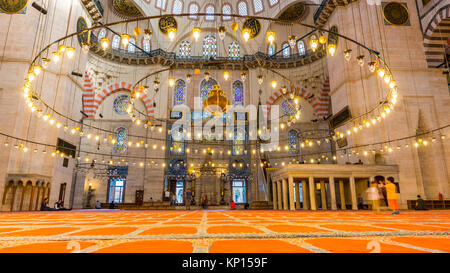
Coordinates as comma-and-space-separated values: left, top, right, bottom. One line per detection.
114, 127, 128, 154
143, 39, 150, 52
297, 41, 305, 56
288, 130, 298, 154
205, 5, 215, 21
269, 0, 279, 6
232, 80, 244, 105
268, 44, 275, 56
282, 42, 290, 57
203, 35, 217, 58
253, 0, 264, 13
228, 42, 240, 58
237, 1, 248, 16
222, 4, 231, 20
174, 79, 186, 105
98, 29, 106, 41
156, 0, 166, 10
128, 38, 135, 53
233, 128, 245, 155
200, 78, 218, 102
189, 2, 199, 19
172, 0, 182, 14
112, 35, 120, 50
179, 41, 191, 57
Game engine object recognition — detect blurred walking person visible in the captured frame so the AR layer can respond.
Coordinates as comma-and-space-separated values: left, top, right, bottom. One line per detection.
366, 182, 381, 213
385, 177, 400, 214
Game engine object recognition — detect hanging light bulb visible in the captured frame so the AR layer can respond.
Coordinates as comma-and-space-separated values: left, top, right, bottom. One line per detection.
33, 65, 42, 75
319, 35, 327, 45
217, 26, 226, 40
204, 72, 210, 81
42, 58, 50, 68
377, 68, 385, 78
121, 33, 131, 46
168, 78, 175, 87
133, 27, 141, 37
82, 42, 91, 54
356, 55, 365, 66
143, 29, 152, 41
27, 70, 36, 82
185, 74, 192, 83
327, 43, 337, 56
383, 74, 391, 84
100, 37, 110, 50
153, 79, 160, 89
288, 35, 297, 48
271, 80, 277, 89
257, 75, 263, 85
167, 27, 176, 41
58, 45, 66, 53
266, 30, 276, 44
66, 46, 75, 58
343, 49, 352, 61
388, 79, 396, 89
52, 51, 61, 63
281, 85, 287, 94
240, 72, 247, 82
242, 28, 251, 42
368, 61, 377, 73
192, 27, 201, 41
309, 35, 319, 52
223, 71, 230, 81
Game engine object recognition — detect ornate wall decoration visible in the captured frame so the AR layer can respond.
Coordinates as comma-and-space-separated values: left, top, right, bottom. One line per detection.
76, 17, 88, 46
114, 127, 128, 154
113, 95, 130, 115
382, 2, 410, 26
327, 25, 339, 47
242, 18, 261, 39
112, 0, 142, 18
159, 16, 178, 35
0, 0, 28, 14
278, 2, 306, 21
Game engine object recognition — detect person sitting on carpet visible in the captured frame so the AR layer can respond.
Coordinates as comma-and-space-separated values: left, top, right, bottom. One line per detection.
95, 200, 102, 209
230, 199, 236, 210
54, 200, 71, 211
415, 195, 428, 210
40, 197, 57, 211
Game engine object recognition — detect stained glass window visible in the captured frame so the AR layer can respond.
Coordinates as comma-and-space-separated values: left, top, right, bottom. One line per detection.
268, 44, 275, 56
269, 0, 279, 6
114, 127, 128, 153
98, 29, 106, 41
282, 42, 290, 57
203, 35, 217, 58
228, 42, 240, 58
200, 78, 218, 102
189, 3, 198, 19
233, 128, 245, 155
298, 41, 305, 56
112, 35, 120, 50
156, 0, 166, 10
113, 95, 129, 115
205, 5, 215, 21
232, 80, 244, 105
143, 39, 150, 52
253, 0, 264, 13
171, 129, 185, 155
238, 1, 248, 16
288, 130, 298, 153
222, 4, 231, 20
179, 41, 191, 58
174, 79, 186, 105
281, 99, 296, 116
128, 38, 135, 53
172, 0, 182, 14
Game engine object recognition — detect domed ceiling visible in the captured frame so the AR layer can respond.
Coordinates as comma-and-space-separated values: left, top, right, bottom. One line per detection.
112, 0, 142, 18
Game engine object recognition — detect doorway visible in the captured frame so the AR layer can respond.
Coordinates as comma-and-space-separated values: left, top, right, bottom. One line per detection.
232, 179, 246, 204
168, 179, 184, 205
108, 177, 126, 203
58, 183, 66, 205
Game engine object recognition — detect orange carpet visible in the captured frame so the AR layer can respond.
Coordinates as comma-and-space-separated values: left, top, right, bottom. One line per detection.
209, 239, 312, 253
319, 224, 393, 232
68, 227, 137, 236
264, 225, 328, 233
390, 237, 450, 252
305, 238, 429, 253
207, 225, 264, 234
0, 227, 79, 237
93, 240, 194, 253
0, 241, 96, 253
374, 224, 450, 231
138, 226, 198, 235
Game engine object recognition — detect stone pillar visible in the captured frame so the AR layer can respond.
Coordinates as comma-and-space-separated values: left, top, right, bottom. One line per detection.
339, 180, 346, 210
277, 181, 282, 210
329, 177, 337, 210
308, 177, 316, 210
282, 179, 288, 210
288, 176, 295, 211
295, 181, 301, 210
10, 185, 17, 212
272, 181, 278, 210
350, 176, 358, 210
302, 180, 309, 210
320, 180, 327, 210
29, 186, 35, 211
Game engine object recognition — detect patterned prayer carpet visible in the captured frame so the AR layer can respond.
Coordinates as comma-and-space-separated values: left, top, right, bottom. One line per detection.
0, 210, 448, 253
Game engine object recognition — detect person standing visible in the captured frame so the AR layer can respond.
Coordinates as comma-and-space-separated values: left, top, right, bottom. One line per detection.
385, 177, 400, 214
185, 188, 192, 210
366, 182, 380, 213
202, 194, 208, 209
171, 192, 176, 206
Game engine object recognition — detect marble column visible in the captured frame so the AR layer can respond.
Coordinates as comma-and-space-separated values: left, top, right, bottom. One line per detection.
10, 185, 17, 212
282, 179, 288, 210
302, 181, 309, 210
320, 180, 327, 210
308, 177, 316, 210
277, 181, 282, 210
329, 177, 337, 210
295, 181, 301, 210
29, 186, 35, 211
288, 175, 295, 211
339, 180, 346, 210
350, 176, 358, 210
272, 181, 278, 210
